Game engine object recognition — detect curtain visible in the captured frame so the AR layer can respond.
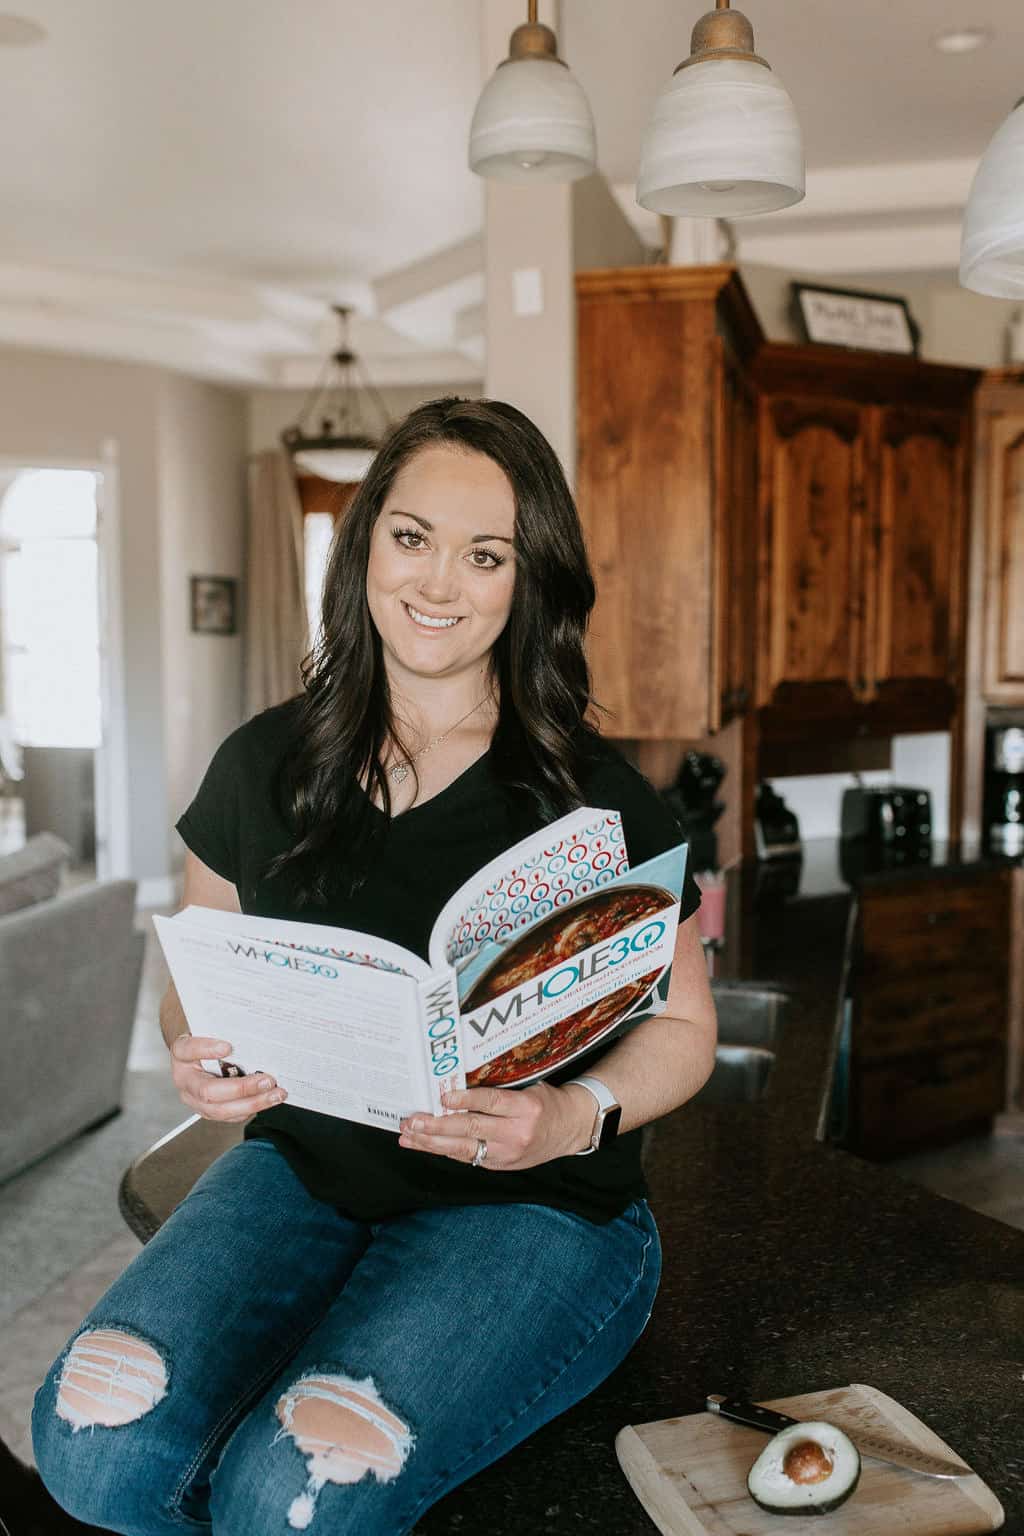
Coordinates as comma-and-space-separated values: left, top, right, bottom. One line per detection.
244, 451, 308, 717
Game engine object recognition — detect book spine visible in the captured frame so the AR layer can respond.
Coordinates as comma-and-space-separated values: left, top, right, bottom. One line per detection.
416, 967, 465, 1115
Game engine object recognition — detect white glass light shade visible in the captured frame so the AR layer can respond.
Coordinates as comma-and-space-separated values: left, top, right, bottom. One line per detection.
637, 57, 804, 217
960, 101, 1024, 297
469, 57, 596, 183
292, 445, 374, 481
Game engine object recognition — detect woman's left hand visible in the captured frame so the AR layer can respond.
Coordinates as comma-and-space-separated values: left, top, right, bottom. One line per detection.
398, 1082, 592, 1171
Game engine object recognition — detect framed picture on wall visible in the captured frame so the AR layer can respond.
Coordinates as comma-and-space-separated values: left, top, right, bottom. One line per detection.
190, 576, 238, 635
791, 281, 920, 356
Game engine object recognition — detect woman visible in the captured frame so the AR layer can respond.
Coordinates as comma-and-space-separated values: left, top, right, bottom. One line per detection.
31, 398, 717, 1536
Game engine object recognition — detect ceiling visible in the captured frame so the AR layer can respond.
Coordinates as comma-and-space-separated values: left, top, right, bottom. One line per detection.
0, 0, 1021, 384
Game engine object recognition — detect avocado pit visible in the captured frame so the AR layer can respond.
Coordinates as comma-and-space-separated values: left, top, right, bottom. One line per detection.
782, 1438, 834, 1484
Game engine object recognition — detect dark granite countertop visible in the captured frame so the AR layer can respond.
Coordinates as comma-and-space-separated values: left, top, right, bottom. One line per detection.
417, 866, 1024, 1536
755, 834, 1024, 902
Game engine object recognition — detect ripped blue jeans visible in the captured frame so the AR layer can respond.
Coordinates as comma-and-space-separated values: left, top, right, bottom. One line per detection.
32, 1137, 660, 1535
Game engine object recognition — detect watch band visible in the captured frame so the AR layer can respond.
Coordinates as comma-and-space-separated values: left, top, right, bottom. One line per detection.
567, 1075, 622, 1156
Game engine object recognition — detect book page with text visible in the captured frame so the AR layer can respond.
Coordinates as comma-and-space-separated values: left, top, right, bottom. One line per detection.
154, 913, 433, 1128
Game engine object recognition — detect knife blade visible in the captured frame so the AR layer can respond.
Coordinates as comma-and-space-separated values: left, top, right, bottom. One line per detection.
705, 1394, 972, 1480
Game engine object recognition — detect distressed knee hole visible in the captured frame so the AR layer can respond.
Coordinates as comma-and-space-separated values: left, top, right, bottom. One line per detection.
274, 1374, 413, 1529
56, 1328, 167, 1430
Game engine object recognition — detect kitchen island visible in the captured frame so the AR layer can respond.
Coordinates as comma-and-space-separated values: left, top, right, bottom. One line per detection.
415, 867, 1024, 1535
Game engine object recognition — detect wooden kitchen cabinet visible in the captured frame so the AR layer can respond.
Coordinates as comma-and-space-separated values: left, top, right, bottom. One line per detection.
751, 346, 977, 740
984, 412, 1024, 695
755, 394, 868, 712
575, 265, 761, 740
873, 406, 969, 715
849, 867, 1011, 1157
957, 373, 1024, 848
715, 342, 759, 722
970, 379, 1024, 701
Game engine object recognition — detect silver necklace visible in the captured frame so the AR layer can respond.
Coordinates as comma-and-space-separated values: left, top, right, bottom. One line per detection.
388, 696, 491, 785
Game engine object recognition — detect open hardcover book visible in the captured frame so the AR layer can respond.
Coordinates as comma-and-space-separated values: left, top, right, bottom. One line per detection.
154, 808, 688, 1133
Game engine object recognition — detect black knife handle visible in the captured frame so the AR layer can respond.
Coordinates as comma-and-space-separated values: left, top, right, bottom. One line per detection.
706, 1395, 800, 1435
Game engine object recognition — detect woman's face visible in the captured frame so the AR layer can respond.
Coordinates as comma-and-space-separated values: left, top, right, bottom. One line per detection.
366, 444, 517, 690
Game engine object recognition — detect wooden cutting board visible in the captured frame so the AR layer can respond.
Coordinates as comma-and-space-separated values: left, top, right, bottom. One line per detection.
616, 1384, 1004, 1536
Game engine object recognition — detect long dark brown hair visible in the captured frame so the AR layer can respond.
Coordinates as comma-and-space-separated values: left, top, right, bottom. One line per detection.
269, 396, 599, 904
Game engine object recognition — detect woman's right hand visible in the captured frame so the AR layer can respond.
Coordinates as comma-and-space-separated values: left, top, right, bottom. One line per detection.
169, 1035, 288, 1122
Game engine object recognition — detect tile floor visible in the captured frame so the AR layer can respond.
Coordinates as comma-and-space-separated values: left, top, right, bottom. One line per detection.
1, 903, 1022, 1470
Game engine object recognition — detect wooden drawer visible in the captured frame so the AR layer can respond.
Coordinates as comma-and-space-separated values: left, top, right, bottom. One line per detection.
857, 971, 1009, 1063
853, 1038, 1005, 1155
860, 871, 1011, 984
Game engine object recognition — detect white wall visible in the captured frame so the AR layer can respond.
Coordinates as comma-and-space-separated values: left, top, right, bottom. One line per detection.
768, 732, 951, 841
158, 375, 247, 874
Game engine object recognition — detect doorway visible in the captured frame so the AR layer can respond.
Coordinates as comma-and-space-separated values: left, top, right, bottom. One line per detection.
0, 457, 128, 882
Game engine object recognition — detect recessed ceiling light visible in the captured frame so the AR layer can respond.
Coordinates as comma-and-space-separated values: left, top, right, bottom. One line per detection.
932, 26, 992, 54
0, 14, 47, 46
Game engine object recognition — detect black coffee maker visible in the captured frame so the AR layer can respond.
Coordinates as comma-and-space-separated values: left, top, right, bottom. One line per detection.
661, 751, 725, 871
984, 721, 1024, 854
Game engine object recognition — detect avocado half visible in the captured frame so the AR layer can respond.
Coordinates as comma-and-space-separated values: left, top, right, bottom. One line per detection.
747, 1421, 861, 1517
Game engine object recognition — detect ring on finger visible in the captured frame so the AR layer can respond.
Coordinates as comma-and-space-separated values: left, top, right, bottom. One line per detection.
471, 1138, 488, 1168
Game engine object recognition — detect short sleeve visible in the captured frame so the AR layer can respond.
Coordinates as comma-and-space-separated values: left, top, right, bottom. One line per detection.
175, 729, 244, 884
582, 746, 702, 923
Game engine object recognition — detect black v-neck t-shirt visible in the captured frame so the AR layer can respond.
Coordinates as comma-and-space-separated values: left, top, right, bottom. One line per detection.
176, 700, 700, 1223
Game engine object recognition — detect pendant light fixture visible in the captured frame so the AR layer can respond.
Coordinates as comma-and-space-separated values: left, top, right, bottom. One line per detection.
637, 0, 804, 218
960, 98, 1024, 297
469, 0, 596, 183
280, 306, 390, 482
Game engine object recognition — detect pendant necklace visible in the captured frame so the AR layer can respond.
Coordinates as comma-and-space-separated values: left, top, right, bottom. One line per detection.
388, 695, 491, 785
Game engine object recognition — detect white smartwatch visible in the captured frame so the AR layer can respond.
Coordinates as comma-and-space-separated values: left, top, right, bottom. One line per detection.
568, 1075, 622, 1156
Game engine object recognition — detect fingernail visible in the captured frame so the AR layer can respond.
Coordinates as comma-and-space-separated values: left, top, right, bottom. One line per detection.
269, 1090, 286, 1103
410, 1118, 424, 1133
257, 1076, 272, 1090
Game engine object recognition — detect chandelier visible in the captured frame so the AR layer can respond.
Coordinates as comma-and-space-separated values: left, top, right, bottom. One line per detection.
281, 306, 390, 482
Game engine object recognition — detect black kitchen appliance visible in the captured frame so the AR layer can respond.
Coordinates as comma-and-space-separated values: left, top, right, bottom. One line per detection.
840, 784, 932, 847
984, 722, 1024, 855
754, 782, 801, 860
661, 751, 725, 871
839, 783, 932, 880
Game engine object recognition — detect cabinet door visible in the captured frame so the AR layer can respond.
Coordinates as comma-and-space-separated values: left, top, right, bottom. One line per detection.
756, 396, 868, 709
852, 870, 1010, 1154
576, 284, 717, 739
984, 413, 1024, 699
853, 1039, 1005, 1156
715, 342, 757, 725
871, 407, 966, 713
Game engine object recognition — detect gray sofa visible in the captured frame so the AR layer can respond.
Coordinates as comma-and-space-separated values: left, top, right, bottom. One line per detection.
0, 834, 145, 1183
